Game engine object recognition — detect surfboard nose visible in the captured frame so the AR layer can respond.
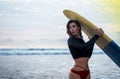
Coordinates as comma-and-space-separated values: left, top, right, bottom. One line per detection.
63, 10, 77, 20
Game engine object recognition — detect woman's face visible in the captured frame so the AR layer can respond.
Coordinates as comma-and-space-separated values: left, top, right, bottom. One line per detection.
68, 22, 80, 37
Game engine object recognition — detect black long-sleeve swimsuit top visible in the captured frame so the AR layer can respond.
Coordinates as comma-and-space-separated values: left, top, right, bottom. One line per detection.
67, 35, 99, 59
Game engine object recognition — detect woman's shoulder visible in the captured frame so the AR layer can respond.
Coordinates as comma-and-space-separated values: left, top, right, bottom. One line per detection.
67, 37, 75, 46
68, 37, 74, 41
67, 37, 79, 44
68, 36, 84, 43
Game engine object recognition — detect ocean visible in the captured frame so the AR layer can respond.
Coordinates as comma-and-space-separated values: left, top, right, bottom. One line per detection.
0, 48, 120, 79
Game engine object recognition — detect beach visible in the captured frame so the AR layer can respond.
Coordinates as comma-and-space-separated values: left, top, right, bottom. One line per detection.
0, 54, 120, 79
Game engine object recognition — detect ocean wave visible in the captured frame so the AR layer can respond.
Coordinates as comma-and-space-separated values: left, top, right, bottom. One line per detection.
0, 48, 103, 55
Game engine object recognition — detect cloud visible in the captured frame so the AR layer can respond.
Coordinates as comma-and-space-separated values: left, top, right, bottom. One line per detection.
1, 38, 14, 44
0, 0, 120, 48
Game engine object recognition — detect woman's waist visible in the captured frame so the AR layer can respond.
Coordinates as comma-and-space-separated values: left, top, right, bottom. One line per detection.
72, 57, 89, 71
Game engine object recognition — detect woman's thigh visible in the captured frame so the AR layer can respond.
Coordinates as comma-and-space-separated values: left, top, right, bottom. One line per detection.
69, 71, 81, 79
86, 73, 90, 79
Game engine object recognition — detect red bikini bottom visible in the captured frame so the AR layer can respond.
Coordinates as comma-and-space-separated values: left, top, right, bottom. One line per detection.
71, 68, 90, 79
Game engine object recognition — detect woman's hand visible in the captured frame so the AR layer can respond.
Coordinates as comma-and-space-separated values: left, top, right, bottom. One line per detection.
95, 28, 104, 37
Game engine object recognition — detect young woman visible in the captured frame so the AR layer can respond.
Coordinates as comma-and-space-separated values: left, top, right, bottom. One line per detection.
66, 20, 104, 79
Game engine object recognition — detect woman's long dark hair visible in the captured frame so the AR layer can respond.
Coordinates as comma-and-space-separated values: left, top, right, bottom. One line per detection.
66, 20, 83, 38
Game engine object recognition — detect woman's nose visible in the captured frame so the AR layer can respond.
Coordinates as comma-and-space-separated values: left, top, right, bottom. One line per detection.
70, 27, 73, 32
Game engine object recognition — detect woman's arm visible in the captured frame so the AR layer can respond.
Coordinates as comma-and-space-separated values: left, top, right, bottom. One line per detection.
68, 28, 104, 50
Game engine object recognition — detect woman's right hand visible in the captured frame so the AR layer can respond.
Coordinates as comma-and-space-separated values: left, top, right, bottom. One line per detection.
95, 28, 104, 37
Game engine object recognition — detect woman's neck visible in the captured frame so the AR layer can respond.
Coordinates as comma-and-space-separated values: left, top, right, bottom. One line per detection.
74, 34, 82, 39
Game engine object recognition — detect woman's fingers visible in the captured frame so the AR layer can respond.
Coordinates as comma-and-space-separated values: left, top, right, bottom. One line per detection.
95, 28, 104, 36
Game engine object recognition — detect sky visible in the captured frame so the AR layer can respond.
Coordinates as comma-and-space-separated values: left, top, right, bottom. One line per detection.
0, 0, 120, 48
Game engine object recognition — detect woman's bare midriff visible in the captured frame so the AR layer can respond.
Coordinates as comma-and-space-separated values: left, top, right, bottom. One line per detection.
72, 57, 89, 71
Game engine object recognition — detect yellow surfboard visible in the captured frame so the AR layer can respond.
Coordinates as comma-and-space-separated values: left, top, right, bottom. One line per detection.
63, 9, 120, 67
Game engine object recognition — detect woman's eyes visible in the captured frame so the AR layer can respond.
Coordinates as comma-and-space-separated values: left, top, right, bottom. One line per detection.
69, 25, 76, 29
72, 25, 76, 27
70, 25, 75, 28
